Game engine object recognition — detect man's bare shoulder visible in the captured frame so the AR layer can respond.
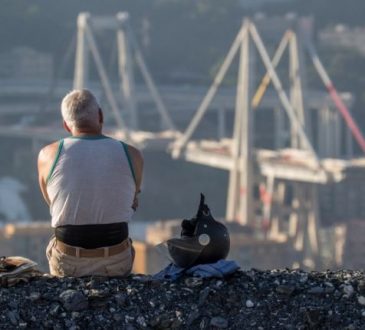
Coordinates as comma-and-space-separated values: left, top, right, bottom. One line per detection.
38, 141, 60, 165
125, 144, 144, 164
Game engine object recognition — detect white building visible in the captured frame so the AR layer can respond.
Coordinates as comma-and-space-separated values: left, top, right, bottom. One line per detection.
0, 47, 53, 80
239, 0, 294, 8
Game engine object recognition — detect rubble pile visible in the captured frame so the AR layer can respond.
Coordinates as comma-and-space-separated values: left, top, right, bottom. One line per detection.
1, 269, 365, 329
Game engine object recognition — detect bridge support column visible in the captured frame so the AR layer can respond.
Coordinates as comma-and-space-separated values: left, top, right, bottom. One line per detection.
117, 13, 138, 130
289, 32, 307, 149
74, 13, 90, 89
226, 20, 254, 226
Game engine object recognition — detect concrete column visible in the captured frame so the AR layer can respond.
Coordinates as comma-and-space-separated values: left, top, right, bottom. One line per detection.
74, 13, 90, 89
117, 13, 138, 130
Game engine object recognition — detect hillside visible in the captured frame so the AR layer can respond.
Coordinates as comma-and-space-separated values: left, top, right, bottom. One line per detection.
1, 268, 365, 329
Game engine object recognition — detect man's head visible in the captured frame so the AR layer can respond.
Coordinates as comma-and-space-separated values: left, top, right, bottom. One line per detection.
61, 89, 103, 133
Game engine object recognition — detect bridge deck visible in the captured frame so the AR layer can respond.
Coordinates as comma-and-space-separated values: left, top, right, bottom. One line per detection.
182, 140, 360, 183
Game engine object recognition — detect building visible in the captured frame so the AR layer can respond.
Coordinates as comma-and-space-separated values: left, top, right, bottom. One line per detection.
0, 221, 170, 274
0, 222, 52, 271
0, 47, 53, 80
319, 25, 365, 56
1, 218, 363, 274
238, 0, 294, 9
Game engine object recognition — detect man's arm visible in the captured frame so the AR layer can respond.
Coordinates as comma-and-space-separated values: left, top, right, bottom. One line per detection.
125, 144, 144, 210
37, 142, 59, 206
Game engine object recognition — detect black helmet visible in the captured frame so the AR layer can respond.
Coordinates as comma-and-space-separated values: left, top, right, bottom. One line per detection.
167, 194, 230, 268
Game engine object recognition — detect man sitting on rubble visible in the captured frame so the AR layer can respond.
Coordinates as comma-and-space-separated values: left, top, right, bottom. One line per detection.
37, 89, 143, 277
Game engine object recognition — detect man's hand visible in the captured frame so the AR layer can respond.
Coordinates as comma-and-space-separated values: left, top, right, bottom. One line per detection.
131, 189, 141, 211
132, 196, 139, 211
125, 144, 143, 212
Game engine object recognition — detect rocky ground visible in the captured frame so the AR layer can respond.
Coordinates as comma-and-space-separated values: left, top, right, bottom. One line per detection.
0, 269, 365, 329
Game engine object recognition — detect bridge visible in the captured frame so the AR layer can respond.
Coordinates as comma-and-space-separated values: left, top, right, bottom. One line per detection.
1, 13, 365, 269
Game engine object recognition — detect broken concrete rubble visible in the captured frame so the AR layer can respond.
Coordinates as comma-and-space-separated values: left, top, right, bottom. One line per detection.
0, 269, 364, 329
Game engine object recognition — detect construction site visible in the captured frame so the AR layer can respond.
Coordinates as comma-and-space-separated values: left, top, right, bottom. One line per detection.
1, 13, 365, 273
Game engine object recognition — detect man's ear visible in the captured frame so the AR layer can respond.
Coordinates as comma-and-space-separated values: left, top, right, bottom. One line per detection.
63, 121, 72, 133
99, 108, 104, 124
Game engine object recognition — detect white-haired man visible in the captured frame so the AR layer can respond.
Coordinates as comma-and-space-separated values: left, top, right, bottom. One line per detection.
38, 89, 143, 277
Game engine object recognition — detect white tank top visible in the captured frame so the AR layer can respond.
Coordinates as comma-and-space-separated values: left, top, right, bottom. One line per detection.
46, 136, 136, 228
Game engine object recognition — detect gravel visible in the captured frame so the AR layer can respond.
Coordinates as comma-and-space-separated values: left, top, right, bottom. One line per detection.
0, 269, 365, 329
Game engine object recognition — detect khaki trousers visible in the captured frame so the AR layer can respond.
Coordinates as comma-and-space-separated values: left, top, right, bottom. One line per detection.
46, 236, 135, 277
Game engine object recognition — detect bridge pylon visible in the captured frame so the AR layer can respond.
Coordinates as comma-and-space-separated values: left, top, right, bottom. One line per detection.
170, 16, 365, 269
74, 12, 175, 134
